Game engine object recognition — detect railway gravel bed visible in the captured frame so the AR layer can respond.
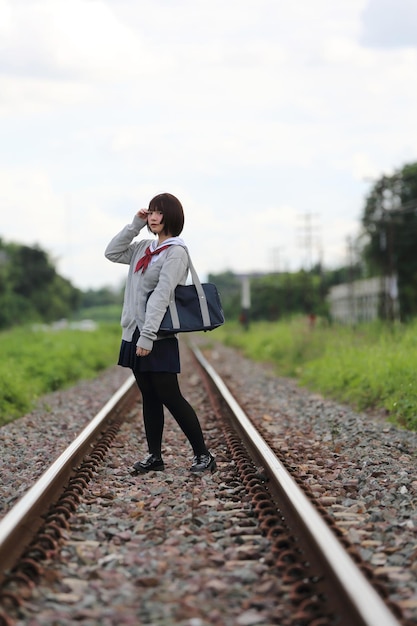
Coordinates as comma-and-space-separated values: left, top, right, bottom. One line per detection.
0, 337, 416, 625
193, 338, 417, 624
0, 367, 132, 518
2, 347, 296, 626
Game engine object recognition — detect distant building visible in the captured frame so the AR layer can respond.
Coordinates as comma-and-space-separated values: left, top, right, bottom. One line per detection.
328, 276, 399, 323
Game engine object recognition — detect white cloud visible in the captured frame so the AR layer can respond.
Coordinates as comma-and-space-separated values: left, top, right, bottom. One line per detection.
360, 0, 417, 48
0, 75, 96, 114
0, 0, 416, 290
0, 168, 66, 247
0, 0, 151, 80
351, 153, 380, 181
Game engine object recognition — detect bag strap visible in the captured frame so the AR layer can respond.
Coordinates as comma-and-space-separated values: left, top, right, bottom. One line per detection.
168, 247, 211, 328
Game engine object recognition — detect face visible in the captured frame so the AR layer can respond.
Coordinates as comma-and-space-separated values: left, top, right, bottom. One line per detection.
147, 209, 165, 235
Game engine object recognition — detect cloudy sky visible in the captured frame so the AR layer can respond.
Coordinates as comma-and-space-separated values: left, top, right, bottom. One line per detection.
1, 0, 416, 290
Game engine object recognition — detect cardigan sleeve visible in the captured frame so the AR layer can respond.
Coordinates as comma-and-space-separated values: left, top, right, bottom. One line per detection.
104, 214, 147, 264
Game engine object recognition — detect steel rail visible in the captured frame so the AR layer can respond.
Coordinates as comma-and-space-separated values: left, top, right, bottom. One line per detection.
191, 344, 401, 626
0, 374, 136, 578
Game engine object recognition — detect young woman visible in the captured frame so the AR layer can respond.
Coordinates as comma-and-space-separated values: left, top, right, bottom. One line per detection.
105, 193, 216, 474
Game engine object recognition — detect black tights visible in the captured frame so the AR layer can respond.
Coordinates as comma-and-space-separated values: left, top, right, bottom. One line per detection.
133, 371, 208, 458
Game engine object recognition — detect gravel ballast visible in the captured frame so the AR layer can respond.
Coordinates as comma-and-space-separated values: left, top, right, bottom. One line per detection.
0, 338, 416, 624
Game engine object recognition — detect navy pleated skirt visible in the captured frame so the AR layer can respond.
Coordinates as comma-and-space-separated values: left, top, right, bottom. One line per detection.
117, 327, 180, 373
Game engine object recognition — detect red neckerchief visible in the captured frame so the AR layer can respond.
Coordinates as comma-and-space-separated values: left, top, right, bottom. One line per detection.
134, 244, 171, 273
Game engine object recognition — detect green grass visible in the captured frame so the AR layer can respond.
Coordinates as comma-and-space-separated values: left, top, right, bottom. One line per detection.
4, 317, 417, 432
73, 304, 122, 323
210, 318, 417, 431
0, 323, 122, 426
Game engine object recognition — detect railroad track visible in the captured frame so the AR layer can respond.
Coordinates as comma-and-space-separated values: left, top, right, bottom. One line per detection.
0, 343, 408, 626
191, 345, 404, 626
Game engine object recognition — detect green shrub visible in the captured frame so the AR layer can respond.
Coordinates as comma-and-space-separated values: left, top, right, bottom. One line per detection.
211, 317, 417, 430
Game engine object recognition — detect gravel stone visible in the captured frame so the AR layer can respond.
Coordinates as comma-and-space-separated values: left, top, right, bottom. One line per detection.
1, 337, 416, 624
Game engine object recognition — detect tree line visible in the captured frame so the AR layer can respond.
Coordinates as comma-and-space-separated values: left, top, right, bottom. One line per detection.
1, 160, 415, 330
0, 241, 82, 329
211, 161, 417, 323
207, 266, 355, 323
362, 162, 417, 319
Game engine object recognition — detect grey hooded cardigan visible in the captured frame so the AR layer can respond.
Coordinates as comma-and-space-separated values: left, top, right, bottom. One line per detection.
104, 214, 189, 352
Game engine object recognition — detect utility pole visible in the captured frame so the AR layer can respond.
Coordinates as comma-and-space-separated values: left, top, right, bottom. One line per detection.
270, 247, 282, 273
297, 212, 320, 271
346, 236, 355, 324
240, 275, 251, 330
379, 177, 399, 321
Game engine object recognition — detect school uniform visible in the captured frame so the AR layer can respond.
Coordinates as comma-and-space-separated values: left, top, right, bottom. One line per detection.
105, 210, 216, 474
105, 214, 188, 373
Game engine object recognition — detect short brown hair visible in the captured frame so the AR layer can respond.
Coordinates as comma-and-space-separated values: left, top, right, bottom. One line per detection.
148, 193, 184, 237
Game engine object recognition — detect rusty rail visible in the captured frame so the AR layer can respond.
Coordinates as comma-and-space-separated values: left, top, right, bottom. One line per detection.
190, 343, 402, 626
0, 374, 136, 580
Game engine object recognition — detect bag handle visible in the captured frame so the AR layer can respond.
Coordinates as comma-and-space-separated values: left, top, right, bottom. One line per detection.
167, 247, 211, 329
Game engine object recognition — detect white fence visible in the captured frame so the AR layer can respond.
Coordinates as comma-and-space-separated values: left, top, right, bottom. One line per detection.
327, 276, 399, 323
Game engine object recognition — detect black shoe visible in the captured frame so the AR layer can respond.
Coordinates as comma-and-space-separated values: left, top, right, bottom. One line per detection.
190, 452, 217, 473
132, 454, 165, 474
